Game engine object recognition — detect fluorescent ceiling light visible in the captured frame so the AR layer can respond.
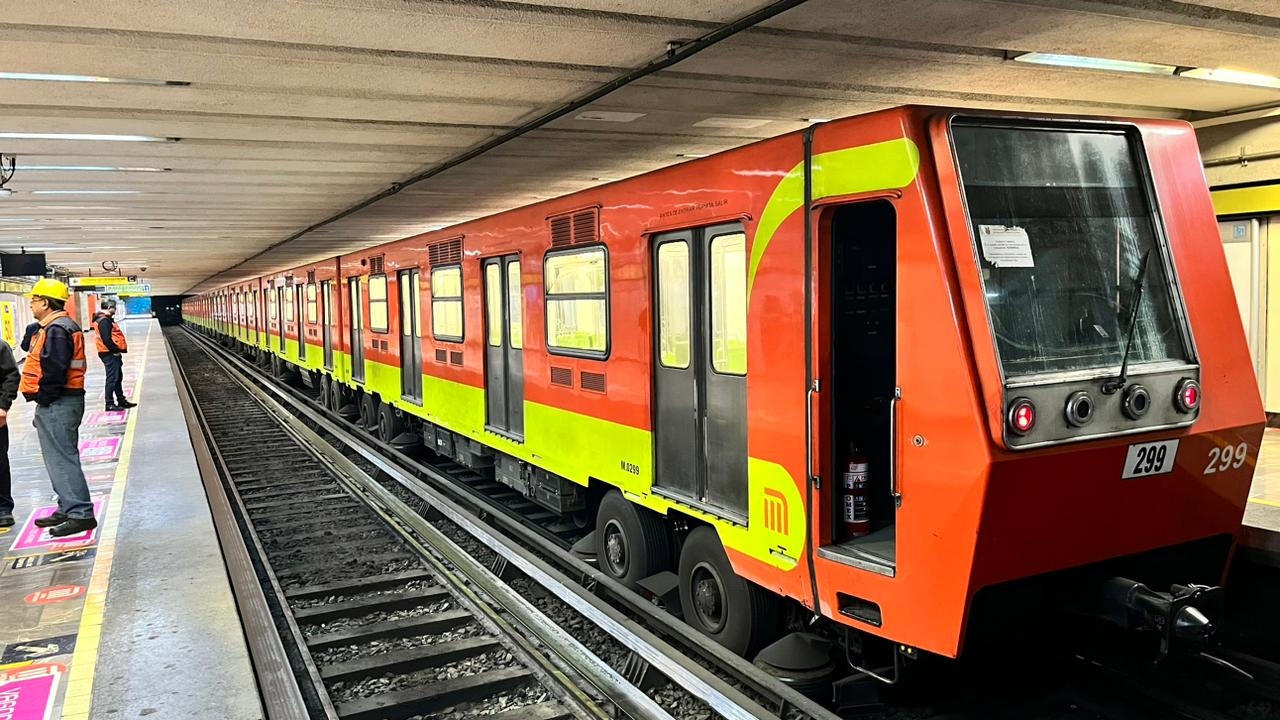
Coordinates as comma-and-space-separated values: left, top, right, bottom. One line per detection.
804, 118, 832, 123
1177, 67, 1280, 89
693, 117, 771, 129
574, 111, 646, 123
0, 218, 34, 222
21, 165, 171, 172
0, 133, 173, 142
678, 153, 709, 158
1011, 52, 1176, 76
31, 190, 140, 195
0, 71, 184, 86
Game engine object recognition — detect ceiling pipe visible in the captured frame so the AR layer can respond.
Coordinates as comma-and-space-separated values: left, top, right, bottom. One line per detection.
200, 0, 812, 290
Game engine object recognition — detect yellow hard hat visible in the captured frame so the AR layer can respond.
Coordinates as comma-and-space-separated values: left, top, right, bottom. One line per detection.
26, 278, 69, 302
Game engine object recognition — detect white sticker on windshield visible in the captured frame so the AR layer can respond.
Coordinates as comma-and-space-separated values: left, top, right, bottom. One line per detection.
978, 225, 1035, 268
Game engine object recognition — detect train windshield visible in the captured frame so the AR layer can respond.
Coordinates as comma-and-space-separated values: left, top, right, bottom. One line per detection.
952, 122, 1189, 379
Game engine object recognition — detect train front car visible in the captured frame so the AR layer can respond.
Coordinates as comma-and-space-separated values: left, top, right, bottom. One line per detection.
797, 109, 1263, 673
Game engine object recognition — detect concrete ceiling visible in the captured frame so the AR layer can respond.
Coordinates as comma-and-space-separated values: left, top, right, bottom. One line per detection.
1, 0, 1279, 294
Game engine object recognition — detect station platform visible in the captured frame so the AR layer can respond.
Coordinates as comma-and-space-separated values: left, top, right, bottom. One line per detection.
0, 319, 261, 720
1246, 428, 1280, 534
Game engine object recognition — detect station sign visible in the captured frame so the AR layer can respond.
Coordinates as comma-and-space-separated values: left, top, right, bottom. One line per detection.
107, 283, 151, 295
69, 276, 137, 287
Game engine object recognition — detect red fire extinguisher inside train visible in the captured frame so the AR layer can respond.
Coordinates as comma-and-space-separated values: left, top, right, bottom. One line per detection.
843, 444, 871, 539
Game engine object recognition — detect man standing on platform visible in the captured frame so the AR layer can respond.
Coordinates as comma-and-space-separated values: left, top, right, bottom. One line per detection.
0, 337, 19, 528
93, 299, 136, 411
21, 278, 96, 537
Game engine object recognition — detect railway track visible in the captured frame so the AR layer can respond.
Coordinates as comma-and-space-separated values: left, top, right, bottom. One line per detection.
169, 327, 842, 720
173, 326, 1280, 720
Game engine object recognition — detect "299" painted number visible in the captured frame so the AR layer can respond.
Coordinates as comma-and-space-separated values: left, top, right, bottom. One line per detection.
1204, 443, 1248, 474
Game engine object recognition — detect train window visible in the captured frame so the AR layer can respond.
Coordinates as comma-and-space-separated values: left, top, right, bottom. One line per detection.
285, 287, 295, 322
306, 283, 318, 324
269, 290, 277, 320
412, 272, 423, 338
431, 265, 463, 342
709, 231, 747, 375
657, 241, 691, 369
369, 274, 389, 333
401, 275, 413, 337
952, 122, 1190, 377
486, 263, 502, 347
507, 261, 522, 349
544, 246, 608, 356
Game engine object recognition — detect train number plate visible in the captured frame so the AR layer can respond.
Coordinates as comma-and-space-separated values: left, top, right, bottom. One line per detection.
1122, 439, 1179, 479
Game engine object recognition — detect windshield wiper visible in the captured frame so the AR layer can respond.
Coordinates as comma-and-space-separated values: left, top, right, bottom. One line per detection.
1102, 248, 1153, 395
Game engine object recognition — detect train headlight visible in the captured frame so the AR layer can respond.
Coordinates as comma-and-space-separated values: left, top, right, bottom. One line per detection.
1065, 391, 1095, 427
1122, 384, 1151, 420
1175, 378, 1200, 413
1008, 398, 1036, 436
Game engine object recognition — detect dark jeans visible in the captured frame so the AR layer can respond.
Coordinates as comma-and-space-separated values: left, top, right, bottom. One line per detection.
0, 424, 10, 514
34, 396, 92, 520
102, 354, 125, 407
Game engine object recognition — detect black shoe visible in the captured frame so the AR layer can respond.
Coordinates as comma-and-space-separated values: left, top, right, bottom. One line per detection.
34, 512, 67, 528
0, 512, 13, 528
118, 400, 137, 409
106, 405, 123, 412
48, 517, 97, 537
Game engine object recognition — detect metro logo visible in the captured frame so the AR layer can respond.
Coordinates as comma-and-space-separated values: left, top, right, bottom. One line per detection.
762, 487, 789, 536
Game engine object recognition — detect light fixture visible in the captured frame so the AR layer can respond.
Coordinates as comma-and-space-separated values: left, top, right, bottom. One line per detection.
574, 111, 646, 123
678, 153, 709, 158
0, 188, 12, 199
31, 190, 140, 195
0, 133, 175, 142
1176, 67, 1280, 89
1011, 52, 1177, 75
1007, 397, 1036, 436
693, 117, 771, 129
0, 71, 187, 86
803, 118, 832, 124
21, 165, 171, 172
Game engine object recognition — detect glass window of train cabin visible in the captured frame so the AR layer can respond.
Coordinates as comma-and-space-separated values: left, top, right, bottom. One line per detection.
709, 231, 747, 375
412, 272, 423, 338
507, 261, 523, 349
269, 289, 277, 320
285, 287, 295, 322
306, 283, 318, 324
431, 266, 464, 342
368, 274, 389, 333
486, 263, 502, 347
402, 275, 414, 338
951, 122, 1190, 378
657, 241, 691, 368
544, 247, 608, 356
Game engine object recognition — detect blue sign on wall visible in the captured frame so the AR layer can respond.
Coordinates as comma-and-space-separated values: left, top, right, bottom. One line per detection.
123, 296, 152, 316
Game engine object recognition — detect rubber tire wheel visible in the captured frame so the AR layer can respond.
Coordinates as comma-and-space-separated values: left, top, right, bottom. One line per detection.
595, 490, 671, 591
359, 394, 379, 430
329, 381, 344, 414
319, 376, 332, 409
678, 526, 778, 658
378, 404, 404, 444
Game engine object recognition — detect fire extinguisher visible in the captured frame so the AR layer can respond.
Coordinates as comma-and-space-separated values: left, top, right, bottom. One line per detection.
842, 444, 871, 539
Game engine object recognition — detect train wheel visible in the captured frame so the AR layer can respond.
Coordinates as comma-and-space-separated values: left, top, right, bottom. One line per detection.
377, 404, 404, 444
595, 490, 671, 591
357, 393, 377, 430
319, 376, 332, 409
678, 526, 777, 657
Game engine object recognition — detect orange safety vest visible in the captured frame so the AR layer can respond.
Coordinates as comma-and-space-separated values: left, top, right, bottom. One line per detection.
92, 313, 128, 354
20, 312, 87, 396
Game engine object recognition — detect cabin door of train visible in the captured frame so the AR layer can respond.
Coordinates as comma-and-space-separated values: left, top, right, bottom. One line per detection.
483, 256, 524, 438
321, 280, 334, 371
275, 286, 286, 354
398, 269, 423, 402
651, 224, 748, 522
349, 278, 366, 383
295, 284, 308, 364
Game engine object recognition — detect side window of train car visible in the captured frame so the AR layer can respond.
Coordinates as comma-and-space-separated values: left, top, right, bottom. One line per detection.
368, 274, 389, 333
306, 282, 318, 324
269, 288, 277, 320
709, 231, 747, 375
431, 265, 464, 342
657, 241, 691, 368
285, 285, 295, 322
544, 246, 608, 357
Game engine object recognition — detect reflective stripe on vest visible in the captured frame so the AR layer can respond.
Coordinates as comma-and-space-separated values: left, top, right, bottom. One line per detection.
20, 313, 87, 395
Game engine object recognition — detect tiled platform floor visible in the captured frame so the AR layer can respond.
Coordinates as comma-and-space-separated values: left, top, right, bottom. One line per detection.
0, 319, 261, 719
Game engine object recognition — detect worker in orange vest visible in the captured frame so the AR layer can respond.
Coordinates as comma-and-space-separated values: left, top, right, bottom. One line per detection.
22, 279, 96, 537
93, 299, 136, 412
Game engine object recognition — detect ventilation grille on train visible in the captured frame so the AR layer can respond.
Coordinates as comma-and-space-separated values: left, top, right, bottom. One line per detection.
580, 371, 606, 393
549, 208, 599, 247
306, 270, 317, 284
429, 237, 463, 266
435, 349, 447, 363
449, 351, 464, 366
550, 366, 573, 387
369, 255, 386, 274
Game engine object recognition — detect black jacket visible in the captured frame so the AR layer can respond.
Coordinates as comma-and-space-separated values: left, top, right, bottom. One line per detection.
0, 340, 18, 411
19, 321, 38, 353
94, 312, 124, 356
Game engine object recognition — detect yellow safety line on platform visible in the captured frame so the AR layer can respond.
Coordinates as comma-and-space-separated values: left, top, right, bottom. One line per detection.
58, 333, 150, 720
1249, 497, 1280, 509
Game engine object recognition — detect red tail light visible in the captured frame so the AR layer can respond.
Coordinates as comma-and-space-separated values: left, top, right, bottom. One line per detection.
1008, 398, 1036, 436
1175, 379, 1200, 413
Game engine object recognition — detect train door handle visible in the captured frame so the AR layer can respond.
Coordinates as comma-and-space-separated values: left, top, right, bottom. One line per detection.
890, 387, 902, 508
806, 380, 819, 488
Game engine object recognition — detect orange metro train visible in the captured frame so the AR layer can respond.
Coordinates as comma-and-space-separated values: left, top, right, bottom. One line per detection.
186, 105, 1264, 671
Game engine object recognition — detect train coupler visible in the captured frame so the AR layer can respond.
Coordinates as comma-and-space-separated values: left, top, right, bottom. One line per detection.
1095, 577, 1224, 655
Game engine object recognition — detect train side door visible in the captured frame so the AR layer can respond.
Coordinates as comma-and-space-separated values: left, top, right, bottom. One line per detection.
651, 223, 748, 522
276, 286, 286, 353
321, 280, 334, 371
483, 255, 524, 438
398, 269, 423, 402
295, 284, 308, 363
349, 278, 366, 383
